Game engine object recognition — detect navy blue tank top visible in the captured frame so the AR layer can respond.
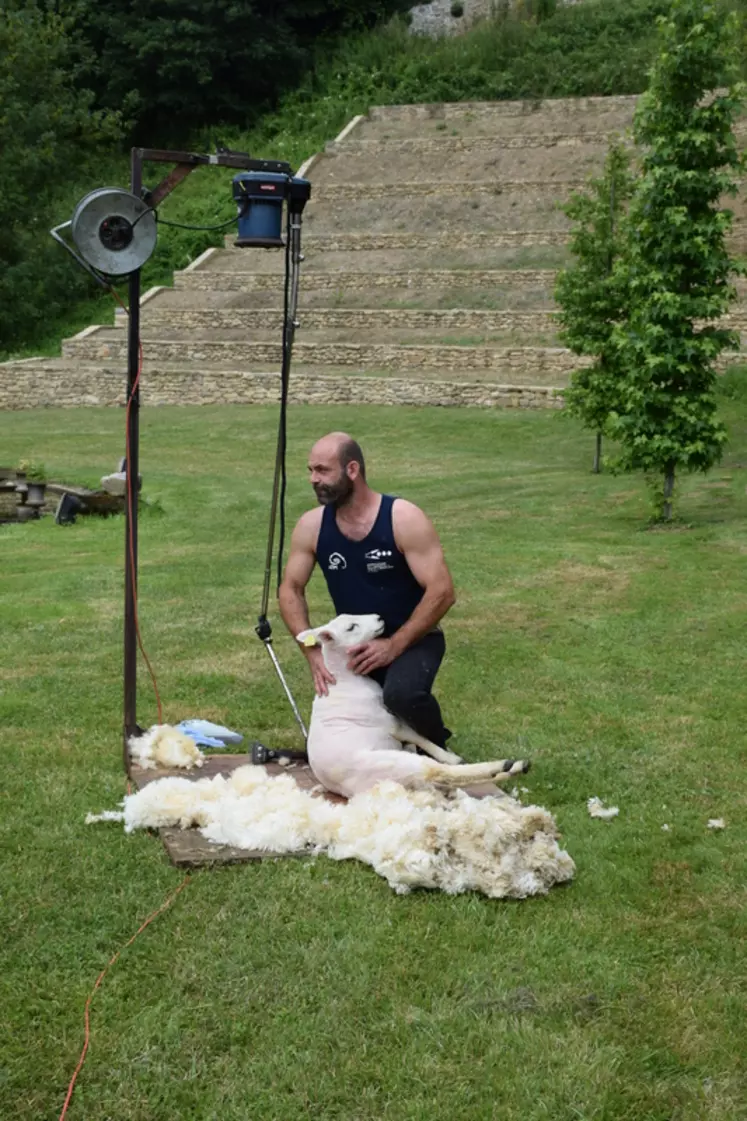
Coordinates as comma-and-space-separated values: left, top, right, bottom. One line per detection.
316, 495, 424, 636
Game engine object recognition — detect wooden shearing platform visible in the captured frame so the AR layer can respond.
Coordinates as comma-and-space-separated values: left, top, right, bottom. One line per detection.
130, 753, 506, 868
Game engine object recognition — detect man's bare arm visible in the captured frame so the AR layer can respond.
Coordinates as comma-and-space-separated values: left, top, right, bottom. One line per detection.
389, 499, 456, 655
278, 509, 335, 695
278, 510, 319, 636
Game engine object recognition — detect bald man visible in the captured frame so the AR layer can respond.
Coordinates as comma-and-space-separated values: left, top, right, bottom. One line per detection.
278, 432, 456, 749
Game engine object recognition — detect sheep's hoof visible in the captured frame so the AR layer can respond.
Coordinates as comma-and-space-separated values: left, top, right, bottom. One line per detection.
501, 758, 531, 774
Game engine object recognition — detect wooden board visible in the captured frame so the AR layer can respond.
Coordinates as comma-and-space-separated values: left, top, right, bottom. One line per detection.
130, 752, 505, 869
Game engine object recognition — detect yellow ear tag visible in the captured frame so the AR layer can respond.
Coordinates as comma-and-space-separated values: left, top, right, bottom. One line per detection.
302, 634, 317, 647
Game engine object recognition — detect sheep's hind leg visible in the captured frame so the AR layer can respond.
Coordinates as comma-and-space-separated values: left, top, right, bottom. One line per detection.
392, 721, 463, 766
422, 757, 530, 790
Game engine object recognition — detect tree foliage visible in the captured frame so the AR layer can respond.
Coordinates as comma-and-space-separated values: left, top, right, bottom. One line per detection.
608, 0, 745, 519
555, 143, 633, 471
0, 4, 122, 350
59, 0, 412, 140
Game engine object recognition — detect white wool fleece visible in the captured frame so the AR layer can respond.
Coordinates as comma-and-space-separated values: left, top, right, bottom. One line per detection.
128, 725, 205, 771
119, 766, 575, 900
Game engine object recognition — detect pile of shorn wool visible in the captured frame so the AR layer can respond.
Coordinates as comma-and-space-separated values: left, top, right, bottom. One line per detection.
114, 765, 575, 898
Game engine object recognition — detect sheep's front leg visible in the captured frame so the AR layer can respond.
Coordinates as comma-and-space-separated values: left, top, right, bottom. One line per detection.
392, 721, 463, 766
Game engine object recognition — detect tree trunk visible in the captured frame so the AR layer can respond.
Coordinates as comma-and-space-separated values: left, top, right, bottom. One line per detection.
593, 431, 602, 474
663, 465, 675, 521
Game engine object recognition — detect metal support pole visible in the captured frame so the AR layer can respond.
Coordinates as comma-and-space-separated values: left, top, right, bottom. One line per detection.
260, 639, 308, 741
123, 149, 143, 764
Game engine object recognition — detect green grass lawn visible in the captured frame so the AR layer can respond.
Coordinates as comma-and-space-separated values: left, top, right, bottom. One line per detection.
2, 399, 746, 1120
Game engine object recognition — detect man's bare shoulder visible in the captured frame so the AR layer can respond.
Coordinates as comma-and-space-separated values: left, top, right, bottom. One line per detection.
293, 506, 324, 548
391, 498, 438, 546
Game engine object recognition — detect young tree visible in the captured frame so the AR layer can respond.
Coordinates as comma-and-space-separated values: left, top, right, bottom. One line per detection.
555, 142, 633, 472
608, 0, 744, 520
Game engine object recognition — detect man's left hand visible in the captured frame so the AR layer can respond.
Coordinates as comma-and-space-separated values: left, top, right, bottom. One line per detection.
347, 638, 399, 676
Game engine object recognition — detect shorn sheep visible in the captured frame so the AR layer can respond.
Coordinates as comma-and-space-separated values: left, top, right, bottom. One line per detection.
297, 613, 530, 798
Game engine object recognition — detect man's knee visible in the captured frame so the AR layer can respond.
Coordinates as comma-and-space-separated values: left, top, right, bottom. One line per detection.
382, 678, 426, 721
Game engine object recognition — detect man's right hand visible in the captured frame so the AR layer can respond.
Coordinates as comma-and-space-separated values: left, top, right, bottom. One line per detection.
305, 646, 336, 697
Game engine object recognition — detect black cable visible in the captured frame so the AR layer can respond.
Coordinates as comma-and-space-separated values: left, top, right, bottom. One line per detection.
257, 210, 293, 633
157, 214, 238, 232
276, 207, 293, 597
130, 207, 237, 233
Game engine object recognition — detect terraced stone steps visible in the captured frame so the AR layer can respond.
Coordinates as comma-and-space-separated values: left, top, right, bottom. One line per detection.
6, 91, 746, 412
184, 264, 747, 307
303, 194, 574, 237
218, 238, 572, 274
170, 268, 558, 309
222, 220, 747, 261
314, 142, 606, 183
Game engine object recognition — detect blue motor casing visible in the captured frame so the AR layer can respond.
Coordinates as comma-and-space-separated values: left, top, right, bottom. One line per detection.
232, 171, 288, 247
232, 172, 311, 248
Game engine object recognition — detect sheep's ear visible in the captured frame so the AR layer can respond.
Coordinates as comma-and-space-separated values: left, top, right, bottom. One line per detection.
316, 628, 335, 644
296, 629, 318, 647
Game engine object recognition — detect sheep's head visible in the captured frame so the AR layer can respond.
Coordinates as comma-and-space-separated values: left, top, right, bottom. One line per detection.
297, 613, 385, 650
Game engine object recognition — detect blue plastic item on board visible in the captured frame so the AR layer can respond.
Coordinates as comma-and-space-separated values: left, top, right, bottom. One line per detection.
177, 719, 244, 747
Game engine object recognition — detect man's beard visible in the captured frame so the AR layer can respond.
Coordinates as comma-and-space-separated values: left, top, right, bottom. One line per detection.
314, 472, 354, 507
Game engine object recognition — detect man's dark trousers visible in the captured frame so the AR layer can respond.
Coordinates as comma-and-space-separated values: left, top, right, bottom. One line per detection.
369, 630, 451, 748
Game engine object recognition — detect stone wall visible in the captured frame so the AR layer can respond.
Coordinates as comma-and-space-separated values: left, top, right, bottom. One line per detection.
0, 362, 564, 411
326, 134, 614, 155
175, 267, 556, 292
135, 308, 557, 333
312, 179, 584, 201
301, 230, 572, 250
63, 335, 583, 375
367, 95, 640, 122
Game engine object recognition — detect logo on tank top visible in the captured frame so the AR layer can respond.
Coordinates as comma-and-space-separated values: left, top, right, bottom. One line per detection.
328, 552, 347, 571
365, 547, 394, 573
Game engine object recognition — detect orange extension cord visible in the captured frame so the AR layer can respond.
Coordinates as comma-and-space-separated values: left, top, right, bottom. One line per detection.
57, 875, 191, 1120
59, 289, 175, 1119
